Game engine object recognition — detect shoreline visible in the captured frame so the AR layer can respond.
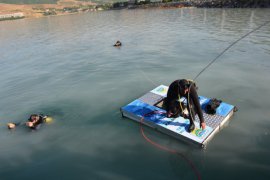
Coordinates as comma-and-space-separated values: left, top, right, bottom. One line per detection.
1, 1, 270, 22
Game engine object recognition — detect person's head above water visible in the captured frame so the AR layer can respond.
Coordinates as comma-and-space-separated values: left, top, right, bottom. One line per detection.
114, 40, 122, 47
29, 114, 40, 122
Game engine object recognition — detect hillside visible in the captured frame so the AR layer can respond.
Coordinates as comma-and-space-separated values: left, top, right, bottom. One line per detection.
0, 0, 97, 19
0, 0, 58, 4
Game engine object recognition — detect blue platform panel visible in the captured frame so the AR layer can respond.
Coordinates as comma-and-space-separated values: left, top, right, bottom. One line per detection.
122, 99, 213, 144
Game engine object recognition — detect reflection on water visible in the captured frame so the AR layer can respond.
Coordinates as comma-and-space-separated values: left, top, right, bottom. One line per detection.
0, 8, 270, 180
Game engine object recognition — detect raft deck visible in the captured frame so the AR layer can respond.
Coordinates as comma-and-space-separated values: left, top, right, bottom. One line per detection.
120, 85, 236, 148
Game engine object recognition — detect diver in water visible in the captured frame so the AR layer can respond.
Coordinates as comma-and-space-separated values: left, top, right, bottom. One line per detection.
26, 114, 47, 130
114, 40, 122, 47
7, 114, 49, 130
165, 79, 206, 132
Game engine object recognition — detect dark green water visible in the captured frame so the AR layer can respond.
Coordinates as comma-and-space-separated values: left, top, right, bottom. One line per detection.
0, 8, 270, 180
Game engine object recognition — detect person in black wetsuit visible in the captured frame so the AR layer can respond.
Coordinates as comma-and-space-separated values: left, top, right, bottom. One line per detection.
165, 79, 206, 132
114, 40, 122, 47
26, 114, 46, 130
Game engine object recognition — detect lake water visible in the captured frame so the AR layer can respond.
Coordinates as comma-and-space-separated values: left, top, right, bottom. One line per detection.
0, 8, 270, 180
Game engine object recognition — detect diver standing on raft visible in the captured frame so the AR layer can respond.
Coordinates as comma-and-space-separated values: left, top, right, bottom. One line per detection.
166, 79, 206, 132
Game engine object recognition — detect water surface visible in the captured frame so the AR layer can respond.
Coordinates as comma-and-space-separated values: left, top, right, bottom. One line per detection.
0, 8, 270, 180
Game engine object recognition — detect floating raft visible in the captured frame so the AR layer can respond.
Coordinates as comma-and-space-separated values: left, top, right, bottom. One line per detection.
120, 85, 236, 148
